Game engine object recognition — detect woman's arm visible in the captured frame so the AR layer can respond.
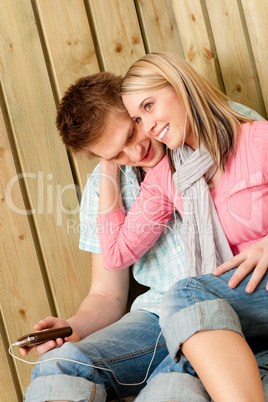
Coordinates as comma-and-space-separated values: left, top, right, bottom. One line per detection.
99, 159, 123, 215
97, 157, 176, 270
213, 121, 268, 292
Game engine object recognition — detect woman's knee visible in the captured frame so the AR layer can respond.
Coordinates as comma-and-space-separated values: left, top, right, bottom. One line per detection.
160, 277, 205, 324
160, 276, 243, 340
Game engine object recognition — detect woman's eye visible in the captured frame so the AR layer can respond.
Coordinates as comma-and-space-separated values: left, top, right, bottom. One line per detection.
145, 103, 152, 111
135, 117, 142, 124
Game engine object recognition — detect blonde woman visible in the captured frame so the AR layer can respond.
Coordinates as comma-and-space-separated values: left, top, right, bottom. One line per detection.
96, 52, 268, 401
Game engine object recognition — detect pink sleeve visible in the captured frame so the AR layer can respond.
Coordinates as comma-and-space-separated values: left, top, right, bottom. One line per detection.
252, 121, 268, 176
97, 156, 176, 270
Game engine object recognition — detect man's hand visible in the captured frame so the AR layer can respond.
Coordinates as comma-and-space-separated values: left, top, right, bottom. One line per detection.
19, 316, 79, 357
213, 235, 268, 293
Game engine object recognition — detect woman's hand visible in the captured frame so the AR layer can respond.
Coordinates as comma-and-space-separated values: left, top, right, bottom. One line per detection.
213, 235, 268, 293
19, 316, 79, 357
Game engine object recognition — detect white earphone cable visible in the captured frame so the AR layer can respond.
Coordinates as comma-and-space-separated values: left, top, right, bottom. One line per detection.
9, 329, 163, 386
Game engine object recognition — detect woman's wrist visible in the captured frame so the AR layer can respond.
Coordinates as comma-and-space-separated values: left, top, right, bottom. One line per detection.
99, 159, 122, 214
100, 158, 120, 175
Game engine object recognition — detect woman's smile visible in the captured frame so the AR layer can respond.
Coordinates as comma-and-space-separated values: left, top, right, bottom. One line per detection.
157, 123, 170, 142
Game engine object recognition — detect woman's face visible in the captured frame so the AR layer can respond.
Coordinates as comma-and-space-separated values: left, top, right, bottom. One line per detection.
122, 85, 197, 150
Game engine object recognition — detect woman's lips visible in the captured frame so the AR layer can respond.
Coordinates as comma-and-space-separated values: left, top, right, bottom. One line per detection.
157, 123, 170, 142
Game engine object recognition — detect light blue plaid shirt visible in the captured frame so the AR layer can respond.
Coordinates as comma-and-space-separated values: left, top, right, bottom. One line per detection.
79, 102, 265, 316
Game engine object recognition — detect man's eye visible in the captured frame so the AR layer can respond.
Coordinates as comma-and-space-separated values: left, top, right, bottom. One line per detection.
145, 103, 152, 111
113, 153, 122, 161
128, 128, 135, 141
135, 117, 142, 124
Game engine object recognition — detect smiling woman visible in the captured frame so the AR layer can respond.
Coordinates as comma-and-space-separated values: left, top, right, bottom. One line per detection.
97, 52, 268, 401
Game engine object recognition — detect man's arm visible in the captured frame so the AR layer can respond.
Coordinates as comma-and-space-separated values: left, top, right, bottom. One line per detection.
68, 253, 130, 339
20, 252, 130, 356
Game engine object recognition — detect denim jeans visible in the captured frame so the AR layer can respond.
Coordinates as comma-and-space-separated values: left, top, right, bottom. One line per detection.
24, 287, 268, 402
158, 268, 268, 400
23, 309, 219, 402
24, 310, 170, 402
136, 350, 268, 401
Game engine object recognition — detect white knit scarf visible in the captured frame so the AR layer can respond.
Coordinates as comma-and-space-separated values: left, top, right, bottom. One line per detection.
173, 145, 233, 277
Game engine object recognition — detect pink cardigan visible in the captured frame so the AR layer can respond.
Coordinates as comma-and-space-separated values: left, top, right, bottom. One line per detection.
97, 121, 268, 270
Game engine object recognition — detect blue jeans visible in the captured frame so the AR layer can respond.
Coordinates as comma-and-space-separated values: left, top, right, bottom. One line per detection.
158, 269, 268, 400
24, 310, 167, 401
136, 350, 268, 401
24, 271, 268, 402
24, 308, 230, 402
23, 301, 268, 402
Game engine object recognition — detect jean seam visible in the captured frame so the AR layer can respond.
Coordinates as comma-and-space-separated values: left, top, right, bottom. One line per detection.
91, 341, 166, 367
88, 382, 95, 401
175, 278, 204, 333
185, 278, 200, 305
84, 341, 167, 381
197, 303, 204, 331
185, 275, 228, 306
255, 350, 268, 359
185, 279, 204, 330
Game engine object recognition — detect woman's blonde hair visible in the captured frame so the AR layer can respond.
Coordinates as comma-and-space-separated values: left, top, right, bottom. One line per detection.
121, 51, 251, 169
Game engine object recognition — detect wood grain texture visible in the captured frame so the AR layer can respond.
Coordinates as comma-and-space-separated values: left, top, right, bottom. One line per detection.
136, 0, 184, 56
168, 0, 221, 89
35, 0, 99, 190
0, 332, 19, 401
0, 0, 90, 318
241, 0, 268, 115
87, 0, 145, 73
0, 100, 51, 392
206, 0, 266, 116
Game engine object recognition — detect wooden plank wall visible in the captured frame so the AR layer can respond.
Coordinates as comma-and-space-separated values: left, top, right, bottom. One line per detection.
0, 0, 267, 400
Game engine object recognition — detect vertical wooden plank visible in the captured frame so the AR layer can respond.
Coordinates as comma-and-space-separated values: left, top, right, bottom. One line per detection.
135, 0, 184, 56
0, 320, 20, 402
35, 0, 99, 97
0, 0, 90, 321
166, 0, 222, 89
206, 0, 266, 115
86, 0, 145, 73
0, 101, 52, 391
241, 0, 268, 117
34, 0, 99, 189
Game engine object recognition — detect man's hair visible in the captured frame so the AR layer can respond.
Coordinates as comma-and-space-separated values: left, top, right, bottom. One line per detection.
56, 72, 128, 158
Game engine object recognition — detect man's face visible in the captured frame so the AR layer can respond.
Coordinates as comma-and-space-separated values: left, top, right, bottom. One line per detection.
89, 114, 165, 169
